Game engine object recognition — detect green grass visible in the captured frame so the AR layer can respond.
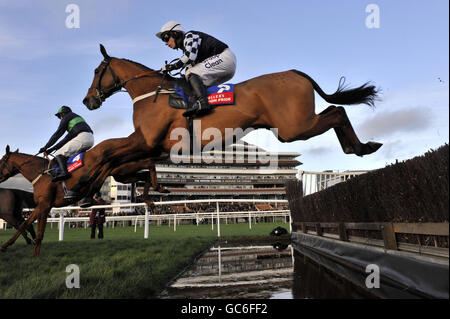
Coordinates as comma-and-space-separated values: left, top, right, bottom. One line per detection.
0, 221, 290, 298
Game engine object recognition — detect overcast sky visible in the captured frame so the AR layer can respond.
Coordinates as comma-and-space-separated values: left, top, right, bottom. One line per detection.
0, 0, 448, 192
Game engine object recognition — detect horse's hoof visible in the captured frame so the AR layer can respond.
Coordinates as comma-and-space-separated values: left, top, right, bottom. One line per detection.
158, 187, 170, 194
144, 200, 155, 208
363, 142, 383, 155
343, 146, 354, 154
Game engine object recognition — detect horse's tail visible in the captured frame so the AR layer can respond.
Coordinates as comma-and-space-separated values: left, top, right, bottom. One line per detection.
291, 69, 379, 108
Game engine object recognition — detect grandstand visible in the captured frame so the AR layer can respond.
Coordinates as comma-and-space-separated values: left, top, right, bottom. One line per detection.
86, 141, 300, 214
136, 140, 301, 203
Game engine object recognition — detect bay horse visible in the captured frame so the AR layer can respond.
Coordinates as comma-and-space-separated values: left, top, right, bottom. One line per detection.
0, 188, 36, 244
0, 136, 166, 256
83, 45, 382, 160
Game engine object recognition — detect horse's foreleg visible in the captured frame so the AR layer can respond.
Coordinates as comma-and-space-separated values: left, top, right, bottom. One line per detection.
27, 223, 36, 241
9, 217, 33, 245
112, 159, 169, 194
1, 206, 41, 252
33, 212, 49, 257
149, 161, 169, 194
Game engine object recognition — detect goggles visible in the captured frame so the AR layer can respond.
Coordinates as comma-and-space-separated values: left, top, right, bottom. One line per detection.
161, 32, 171, 43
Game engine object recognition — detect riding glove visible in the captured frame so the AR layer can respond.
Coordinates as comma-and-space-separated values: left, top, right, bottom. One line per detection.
161, 64, 176, 72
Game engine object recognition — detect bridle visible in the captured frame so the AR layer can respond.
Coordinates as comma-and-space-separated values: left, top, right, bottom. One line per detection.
94, 58, 162, 102
0, 152, 46, 183
94, 58, 122, 101
0, 152, 14, 182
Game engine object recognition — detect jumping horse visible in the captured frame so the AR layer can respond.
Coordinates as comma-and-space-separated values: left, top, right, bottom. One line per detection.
83, 45, 382, 160
0, 188, 36, 244
0, 139, 166, 256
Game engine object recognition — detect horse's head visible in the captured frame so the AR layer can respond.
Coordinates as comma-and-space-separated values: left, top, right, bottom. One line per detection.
0, 145, 19, 183
83, 44, 122, 110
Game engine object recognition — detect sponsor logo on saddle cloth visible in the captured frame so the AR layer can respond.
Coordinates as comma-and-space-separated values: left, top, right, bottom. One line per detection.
173, 84, 235, 107
55, 153, 85, 173
206, 84, 234, 105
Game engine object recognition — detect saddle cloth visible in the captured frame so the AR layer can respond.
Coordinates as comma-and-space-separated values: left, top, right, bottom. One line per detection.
169, 83, 235, 109
54, 152, 85, 174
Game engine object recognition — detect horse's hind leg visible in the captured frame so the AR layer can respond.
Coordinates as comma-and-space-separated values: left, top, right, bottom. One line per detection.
311, 105, 382, 156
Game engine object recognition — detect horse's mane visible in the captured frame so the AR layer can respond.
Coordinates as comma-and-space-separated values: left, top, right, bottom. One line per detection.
13, 152, 48, 166
122, 58, 154, 72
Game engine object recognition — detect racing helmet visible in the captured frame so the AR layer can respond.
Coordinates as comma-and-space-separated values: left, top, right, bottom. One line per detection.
55, 105, 72, 117
156, 21, 184, 42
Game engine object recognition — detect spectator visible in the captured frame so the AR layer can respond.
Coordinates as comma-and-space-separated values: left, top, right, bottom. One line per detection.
90, 192, 106, 239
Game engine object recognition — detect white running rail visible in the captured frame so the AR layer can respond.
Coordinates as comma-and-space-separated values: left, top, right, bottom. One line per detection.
3, 199, 290, 241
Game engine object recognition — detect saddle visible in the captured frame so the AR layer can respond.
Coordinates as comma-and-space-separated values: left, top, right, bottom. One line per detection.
48, 153, 85, 179
168, 78, 235, 110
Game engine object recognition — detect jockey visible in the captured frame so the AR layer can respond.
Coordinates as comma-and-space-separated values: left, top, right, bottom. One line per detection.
156, 21, 236, 117
39, 106, 94, 186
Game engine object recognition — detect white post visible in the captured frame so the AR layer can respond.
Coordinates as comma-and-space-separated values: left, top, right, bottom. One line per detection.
290, 213, 292, 233
249, 210, 252, 230
216, 202, 220, 237
134, 216, 138, 232
174, 214, 177, 231
211, 213, 214, 230
58, 213, 64, 241
144, 206, 149, 239
218, 244, 222, 283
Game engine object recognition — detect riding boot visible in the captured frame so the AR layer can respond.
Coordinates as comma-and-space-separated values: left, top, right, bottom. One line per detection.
52, 155, 71, 182
79, 197, 95, 208
182, 74, 212, 118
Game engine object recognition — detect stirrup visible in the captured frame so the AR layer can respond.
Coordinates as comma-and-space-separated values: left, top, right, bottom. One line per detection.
182, 106, 198, 118
196, 105, 212, 117
52, 172, 71, 182
63, 190, 79, 199
78, 197, 94, 208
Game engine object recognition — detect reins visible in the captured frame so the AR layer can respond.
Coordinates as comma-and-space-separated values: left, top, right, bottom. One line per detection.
120, 70, 162, 87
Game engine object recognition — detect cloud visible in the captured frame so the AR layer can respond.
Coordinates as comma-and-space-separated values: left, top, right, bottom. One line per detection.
91, 115, 125, 134
376, 139, 403, 159
357, 106, 433, 140
303, 145, 333, 157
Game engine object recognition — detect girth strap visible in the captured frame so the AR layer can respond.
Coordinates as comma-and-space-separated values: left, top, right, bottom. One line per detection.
132, 89, 175, 104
